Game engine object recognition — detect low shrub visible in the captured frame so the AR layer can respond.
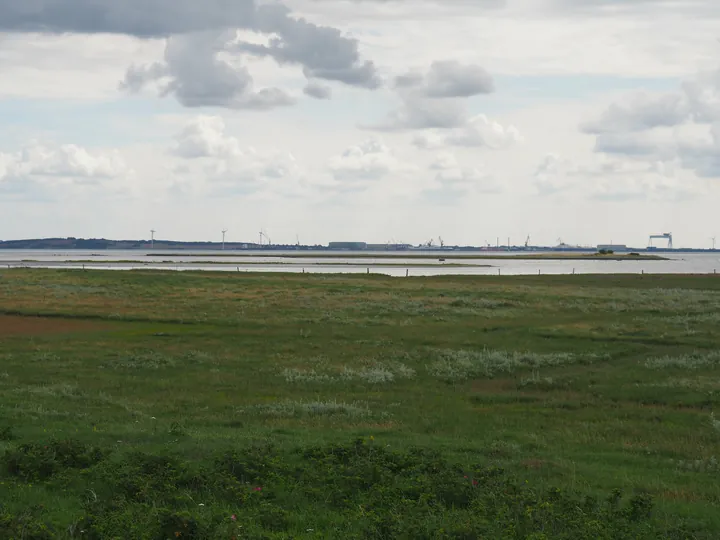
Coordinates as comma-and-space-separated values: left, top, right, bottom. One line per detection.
0, 438, 707, 538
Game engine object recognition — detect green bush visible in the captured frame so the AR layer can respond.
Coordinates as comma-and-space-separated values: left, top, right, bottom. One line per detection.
0, 438, 707, 538
3, 439, 104, 481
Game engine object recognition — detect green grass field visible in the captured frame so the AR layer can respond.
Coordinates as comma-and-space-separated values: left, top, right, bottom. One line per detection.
1, 269, 719, 538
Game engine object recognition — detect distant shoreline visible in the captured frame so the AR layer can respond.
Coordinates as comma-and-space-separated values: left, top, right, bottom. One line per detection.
143, 252, 668, 261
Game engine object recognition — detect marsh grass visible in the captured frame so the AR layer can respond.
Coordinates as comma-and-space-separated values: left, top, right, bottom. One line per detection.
240, 400, 378, 419
645, 351, 720, 370
428, 348, 608, 382
99, 349, 214, 370
282, 356, 416, 385
1, 271, 720, 536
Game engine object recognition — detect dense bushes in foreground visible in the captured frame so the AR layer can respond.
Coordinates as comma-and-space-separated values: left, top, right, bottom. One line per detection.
0, 438, 705, 539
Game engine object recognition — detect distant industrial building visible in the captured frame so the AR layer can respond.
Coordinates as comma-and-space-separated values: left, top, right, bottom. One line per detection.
597, 244, 628, 252
328, 242, 367, 250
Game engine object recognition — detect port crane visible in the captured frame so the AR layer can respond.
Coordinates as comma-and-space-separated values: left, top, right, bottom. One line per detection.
259, 230, 271, 246
648, 233, 673, 249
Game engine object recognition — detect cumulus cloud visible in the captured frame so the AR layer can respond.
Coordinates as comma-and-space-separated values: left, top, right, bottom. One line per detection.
327, 138, 417, 186
170, 116, 300, 193
0, 141, 129, 197
533, 154, 571, 196
0, 0, 257, 37
411, 115, 522, 149
445, 114, 523, 148
372, 61, 499, 132
239, 4, 381, 89
582, 65, 720, 178
429, 152, 460, 170
303, 81, 332, 100
369, 97, 469, 130
431, 165, 501, 196
121, 32, 295, 109
531, 153, 700, 201
395, 60, 494, 98
169, 116, 303, 196
172, 116, 242, 158
412, 132, 446, 150
0, 1, 381, 107
580, 92, 689, 134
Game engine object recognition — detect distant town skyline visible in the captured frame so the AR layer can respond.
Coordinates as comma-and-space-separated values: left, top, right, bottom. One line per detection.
1, 1, 719, 247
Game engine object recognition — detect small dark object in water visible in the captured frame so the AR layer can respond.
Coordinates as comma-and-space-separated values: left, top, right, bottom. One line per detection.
439, 258, 446, 262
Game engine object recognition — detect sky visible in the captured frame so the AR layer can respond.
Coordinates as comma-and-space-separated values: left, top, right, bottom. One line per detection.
1, 0, 719, 248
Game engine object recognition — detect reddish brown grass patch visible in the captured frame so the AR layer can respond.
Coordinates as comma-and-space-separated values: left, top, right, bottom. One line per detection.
0, 315, 111, 337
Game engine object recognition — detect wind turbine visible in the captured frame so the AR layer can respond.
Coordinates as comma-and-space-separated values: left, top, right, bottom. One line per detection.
222, 229, 228, 250
150, 229, 156, 249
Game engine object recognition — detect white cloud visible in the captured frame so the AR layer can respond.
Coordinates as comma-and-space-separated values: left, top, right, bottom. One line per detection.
411, 115, 522, 150
429, 152, 459, 170
425, 152, 501, 196
531, 152, 702, 201
122, 32, 296, 110
169, 116, 304, 196
173, 116, 242, 158
327, 138, 418, 187
303, 81, 332, 99
433, 166, 500, 195
395, 60, 494, 98
582, 64, 720, 178
0, 141, 130, 198
369, 96, 469, 130
445, 115, 523, 148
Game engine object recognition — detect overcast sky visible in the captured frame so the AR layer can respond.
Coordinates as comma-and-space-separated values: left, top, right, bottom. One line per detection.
1, 0, 719, 248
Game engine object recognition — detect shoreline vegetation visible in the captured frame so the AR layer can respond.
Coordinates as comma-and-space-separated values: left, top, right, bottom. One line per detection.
0, 270, 717, 537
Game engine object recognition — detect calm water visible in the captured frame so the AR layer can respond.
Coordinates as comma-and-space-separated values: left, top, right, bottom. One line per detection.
1, 249, 719, 276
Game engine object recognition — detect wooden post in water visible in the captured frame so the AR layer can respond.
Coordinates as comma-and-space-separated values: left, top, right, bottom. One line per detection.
405, 269, 409, 277
498, 268, 501, 276
538, 269, 541, 275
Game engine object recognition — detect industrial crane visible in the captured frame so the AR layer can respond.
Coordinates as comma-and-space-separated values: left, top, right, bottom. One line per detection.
648, 233, 673, 249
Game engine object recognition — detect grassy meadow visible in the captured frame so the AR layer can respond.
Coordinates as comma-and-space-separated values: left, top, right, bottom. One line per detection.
1, 269, 720, 538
